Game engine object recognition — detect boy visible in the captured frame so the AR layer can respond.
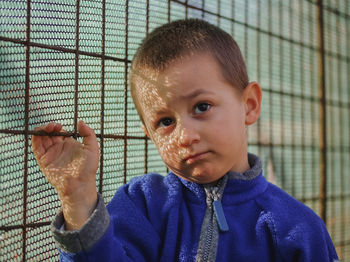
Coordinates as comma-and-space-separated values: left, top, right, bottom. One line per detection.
32, 19, 338, 261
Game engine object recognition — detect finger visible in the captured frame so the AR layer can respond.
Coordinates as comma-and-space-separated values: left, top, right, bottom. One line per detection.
53, 123, 62, 132
33, 123, 50, 133
78, 120, 98, 152
44, 122, 55, 133
51, 123, 65, 144
32, 131, 45, 160
37, 122, 65, 145
33, 122, 55, 134
32, 123, 62, 159
40, 139, 65, 168
32, 124, 53, 158
42, 135, 54, 151
37, 123, 56, 151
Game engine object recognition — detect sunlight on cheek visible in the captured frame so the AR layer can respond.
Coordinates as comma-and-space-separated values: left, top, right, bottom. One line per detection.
153, 134, 182, 166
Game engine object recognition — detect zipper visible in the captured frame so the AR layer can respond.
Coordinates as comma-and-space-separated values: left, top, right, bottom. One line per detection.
213, 200, 229, 232
200, 177, 229, 262
202, 201, 214, 262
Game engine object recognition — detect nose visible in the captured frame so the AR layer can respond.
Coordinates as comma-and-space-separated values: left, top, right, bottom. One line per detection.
178, 126, 200, 148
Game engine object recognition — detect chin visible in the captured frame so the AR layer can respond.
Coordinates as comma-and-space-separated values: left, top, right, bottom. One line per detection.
189, 170, 220, 184
172, 166, 221, 184
174, 172, 208, 184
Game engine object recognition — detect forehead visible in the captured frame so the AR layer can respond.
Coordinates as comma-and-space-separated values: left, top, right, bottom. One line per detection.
132, 53, 226, 92
131, 53, 236, 115
130, 67, 168, 114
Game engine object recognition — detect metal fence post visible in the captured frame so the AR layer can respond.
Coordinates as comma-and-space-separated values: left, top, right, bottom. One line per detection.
316, 0, 327, 223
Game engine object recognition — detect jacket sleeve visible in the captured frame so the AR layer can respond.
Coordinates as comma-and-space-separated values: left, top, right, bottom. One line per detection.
51, 187, 161, 262
277, 216, 339, 262
257, 184, 339, 262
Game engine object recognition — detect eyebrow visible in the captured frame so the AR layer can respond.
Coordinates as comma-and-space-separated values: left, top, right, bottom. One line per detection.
149, 89, 214, 120
179, 89, 214, 100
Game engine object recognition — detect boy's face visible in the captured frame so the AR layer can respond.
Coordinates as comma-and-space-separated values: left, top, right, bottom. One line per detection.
133, 53, 261, 184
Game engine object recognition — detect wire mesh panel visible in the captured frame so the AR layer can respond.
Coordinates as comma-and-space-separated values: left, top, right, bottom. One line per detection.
323, 0, 350, 258
1, 0, 349, 261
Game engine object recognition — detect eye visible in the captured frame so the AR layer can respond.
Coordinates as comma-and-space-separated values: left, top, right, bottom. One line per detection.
194, 102, 211, 114
158, 117, 174, 127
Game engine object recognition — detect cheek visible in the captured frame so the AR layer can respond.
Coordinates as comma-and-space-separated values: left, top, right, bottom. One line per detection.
210, 113, 245, 146
152, 134, 181, 164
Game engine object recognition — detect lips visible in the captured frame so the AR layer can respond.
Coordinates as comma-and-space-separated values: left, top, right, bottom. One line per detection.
183, 151, 209, 164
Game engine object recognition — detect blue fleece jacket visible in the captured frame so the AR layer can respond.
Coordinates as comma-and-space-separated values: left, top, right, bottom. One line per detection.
53, 155, 338, 262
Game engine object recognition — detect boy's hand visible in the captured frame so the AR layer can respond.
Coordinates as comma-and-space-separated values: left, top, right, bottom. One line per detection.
32, 121, 100, 230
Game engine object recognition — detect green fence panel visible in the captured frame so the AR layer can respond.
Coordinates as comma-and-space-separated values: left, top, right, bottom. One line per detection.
1, 0, 349, 260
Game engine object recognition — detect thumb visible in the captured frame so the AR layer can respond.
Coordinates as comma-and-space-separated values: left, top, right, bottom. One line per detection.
78, 120, 98, 152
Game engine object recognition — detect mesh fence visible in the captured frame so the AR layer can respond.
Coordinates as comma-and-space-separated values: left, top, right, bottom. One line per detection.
1, 0, 349, 261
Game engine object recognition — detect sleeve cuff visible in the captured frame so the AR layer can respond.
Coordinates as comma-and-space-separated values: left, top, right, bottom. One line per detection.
51, 193, 110, 253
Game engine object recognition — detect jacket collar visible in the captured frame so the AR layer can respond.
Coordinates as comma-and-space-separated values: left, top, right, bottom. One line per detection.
172, 153, 267, 204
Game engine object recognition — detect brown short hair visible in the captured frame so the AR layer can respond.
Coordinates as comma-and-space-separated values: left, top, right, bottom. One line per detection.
129, 18, 249, 121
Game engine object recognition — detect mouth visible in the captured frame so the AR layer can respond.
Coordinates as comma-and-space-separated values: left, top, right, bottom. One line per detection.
183, 151, 209, 164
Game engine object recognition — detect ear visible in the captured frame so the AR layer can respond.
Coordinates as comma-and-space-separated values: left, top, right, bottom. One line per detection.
142, 124, 150, 139
242, 81, 262, 126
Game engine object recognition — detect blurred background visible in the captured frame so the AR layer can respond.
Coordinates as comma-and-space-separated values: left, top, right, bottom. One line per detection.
1, 0, 349, 260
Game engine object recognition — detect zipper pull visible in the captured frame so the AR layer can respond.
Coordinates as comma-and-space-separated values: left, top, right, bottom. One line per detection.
213, 200, 229, 232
